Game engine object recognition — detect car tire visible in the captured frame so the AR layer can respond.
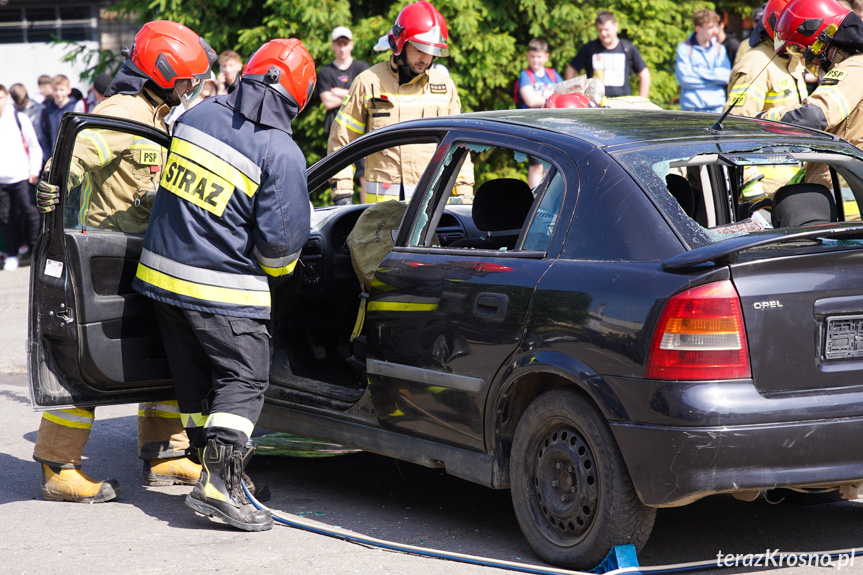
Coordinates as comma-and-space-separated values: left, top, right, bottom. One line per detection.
510, 387, 655, 569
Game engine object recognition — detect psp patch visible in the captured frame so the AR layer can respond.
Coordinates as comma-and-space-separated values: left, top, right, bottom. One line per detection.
139, 150, 160, 165
429, 83, 447, 94
161, 153, 234, 217
821, 69, 847, 85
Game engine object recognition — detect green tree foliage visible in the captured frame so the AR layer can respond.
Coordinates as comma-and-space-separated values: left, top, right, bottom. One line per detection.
112, 0, 753, 203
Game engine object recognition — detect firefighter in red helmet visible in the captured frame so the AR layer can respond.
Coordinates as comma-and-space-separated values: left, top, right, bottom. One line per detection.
133, 38, 316, 531
760, 0, 863, 188
724, 0, 808, 118
327, 1, 473, 204
32, 20, 217, 504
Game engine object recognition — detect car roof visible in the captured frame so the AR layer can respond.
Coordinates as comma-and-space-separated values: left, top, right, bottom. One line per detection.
439, 109, 838, 150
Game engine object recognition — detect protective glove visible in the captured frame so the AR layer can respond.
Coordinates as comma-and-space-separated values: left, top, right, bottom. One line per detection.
36, 173, 60, 214
333, 195, 353, 206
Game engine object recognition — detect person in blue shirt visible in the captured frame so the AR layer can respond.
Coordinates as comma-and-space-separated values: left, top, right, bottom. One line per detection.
515, 38, 561, 187
675, 9, 732, 113
515, 38, 561, 109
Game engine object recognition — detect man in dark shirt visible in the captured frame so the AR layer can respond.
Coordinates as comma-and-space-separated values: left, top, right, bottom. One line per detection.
318, 27, 369, 137
565, 11, 650, 99
317, 26, 369, 200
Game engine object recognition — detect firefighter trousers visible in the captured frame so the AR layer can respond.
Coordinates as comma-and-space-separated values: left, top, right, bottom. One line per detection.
32, 402, 190, 468
152, 302, 270, 451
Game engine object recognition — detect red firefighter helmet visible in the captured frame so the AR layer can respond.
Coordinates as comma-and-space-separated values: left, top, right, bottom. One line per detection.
129, 21, 216, 90
543, 93, 592, 109
388, 1, 449, 57
773, 0, 850, 56
243, 38, 317, 112
762, 0, 793, 39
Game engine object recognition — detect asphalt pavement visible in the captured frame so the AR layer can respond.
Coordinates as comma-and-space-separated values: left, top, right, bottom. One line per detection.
3, 264, 863, 575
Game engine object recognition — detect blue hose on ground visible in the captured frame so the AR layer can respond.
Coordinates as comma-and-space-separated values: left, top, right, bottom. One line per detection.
242, 482, 862, 575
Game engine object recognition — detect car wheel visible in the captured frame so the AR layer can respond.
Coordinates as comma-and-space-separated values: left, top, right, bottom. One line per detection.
510, 387, 656, 569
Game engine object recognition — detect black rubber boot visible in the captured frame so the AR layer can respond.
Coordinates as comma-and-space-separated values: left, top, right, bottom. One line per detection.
241, 442, 271, 502
185, 440, 273, 532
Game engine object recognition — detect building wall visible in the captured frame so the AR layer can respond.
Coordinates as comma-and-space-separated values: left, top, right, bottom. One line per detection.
0, 0, 137, 101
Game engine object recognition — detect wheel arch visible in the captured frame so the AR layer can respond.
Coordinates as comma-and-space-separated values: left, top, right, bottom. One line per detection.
487, 351, 627, 488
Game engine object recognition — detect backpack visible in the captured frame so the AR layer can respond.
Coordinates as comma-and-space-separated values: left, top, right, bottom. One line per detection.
12, 110, 29, 158
514, 67, 559, 107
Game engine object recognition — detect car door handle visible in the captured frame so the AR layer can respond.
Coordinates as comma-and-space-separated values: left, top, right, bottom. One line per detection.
474, 292, 508, 321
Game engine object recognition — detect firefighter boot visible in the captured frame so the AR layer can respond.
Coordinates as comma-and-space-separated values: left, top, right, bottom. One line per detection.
41, 465, 121, 503
143, 456, 202, 486
240, 442, 271, 502
185, 440, 273, 532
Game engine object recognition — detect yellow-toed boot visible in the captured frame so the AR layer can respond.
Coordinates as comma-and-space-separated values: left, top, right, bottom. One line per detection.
143, 456, 201, 486
41, 465, 121, 503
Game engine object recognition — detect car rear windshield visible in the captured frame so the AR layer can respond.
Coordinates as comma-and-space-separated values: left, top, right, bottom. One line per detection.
612, 141, 863, 248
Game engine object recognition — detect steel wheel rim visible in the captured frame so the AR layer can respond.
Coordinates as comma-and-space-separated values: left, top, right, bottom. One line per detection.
530, 424, 599, 543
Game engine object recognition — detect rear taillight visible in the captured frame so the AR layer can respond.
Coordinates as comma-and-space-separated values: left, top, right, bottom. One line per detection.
646, 280, 751, 380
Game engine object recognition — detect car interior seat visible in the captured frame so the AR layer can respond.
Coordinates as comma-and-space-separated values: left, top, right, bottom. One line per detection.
449, 178, 534, 250
665, 174, 696, 218
771, 183, 837, 228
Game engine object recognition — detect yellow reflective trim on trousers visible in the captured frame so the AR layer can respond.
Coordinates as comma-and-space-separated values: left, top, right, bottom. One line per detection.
136, 263, 271, 308
367, 301, 439, 312
206, 412, 255, 438
169, 138, 257, 198
161, 153, 235, 217
182, 412, 208, 429
335, 110, 365, 134
138, 402, 181, 419
820, 85, 851, 120
43, 408, 95, 430
80, 129, 113, 167
259, 258, 298, 278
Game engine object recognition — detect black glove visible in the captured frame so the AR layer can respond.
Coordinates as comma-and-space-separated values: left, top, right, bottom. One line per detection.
333, 195, 353, 206
36, 172, 59, 214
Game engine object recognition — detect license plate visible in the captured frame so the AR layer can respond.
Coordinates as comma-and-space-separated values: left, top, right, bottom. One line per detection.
825, 315, 863, 360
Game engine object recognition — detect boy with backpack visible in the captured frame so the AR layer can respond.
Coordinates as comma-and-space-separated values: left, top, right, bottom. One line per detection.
515, 38, 561, 109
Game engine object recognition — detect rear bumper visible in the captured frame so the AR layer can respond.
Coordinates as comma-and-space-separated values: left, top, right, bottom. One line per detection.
603, 377, 863, 507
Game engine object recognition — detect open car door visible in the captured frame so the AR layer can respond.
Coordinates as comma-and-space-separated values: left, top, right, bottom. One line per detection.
29, 113, 174, 409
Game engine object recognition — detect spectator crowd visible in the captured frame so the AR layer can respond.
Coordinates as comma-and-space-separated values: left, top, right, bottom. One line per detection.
4, 0, 863, 268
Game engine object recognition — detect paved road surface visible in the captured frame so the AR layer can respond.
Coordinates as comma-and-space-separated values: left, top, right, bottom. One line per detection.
3, 265, 863, 575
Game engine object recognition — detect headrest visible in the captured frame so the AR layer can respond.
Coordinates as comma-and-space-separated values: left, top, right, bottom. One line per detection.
771, 183, 837, 227
472, 178, 534, 231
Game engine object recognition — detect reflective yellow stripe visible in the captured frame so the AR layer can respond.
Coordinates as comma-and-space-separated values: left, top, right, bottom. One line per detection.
161, 153, 236, 217
819, 85, 852, 120
335, 109, 366, 134
367, 301, 439, 312
136, 263, 271, 307
206, 412, 255, 438
729, 84, 765, 107
764, 91, 796, 105
138, 401, 181, 419
258, 258, 298, 278
80, 129, 113, 166
43, 408, 94, 430
170, 138, 257, 198
181, 412, 208, 429
182, 412, 209, 428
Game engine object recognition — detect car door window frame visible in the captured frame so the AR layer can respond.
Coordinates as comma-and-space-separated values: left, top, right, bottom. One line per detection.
395, 131, 579, 259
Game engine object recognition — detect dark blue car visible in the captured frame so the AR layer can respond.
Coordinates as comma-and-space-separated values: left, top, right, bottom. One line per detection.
30, 109, 863, 568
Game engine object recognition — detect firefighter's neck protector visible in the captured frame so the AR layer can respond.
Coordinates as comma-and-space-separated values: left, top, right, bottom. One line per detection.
226, 77, 298, 134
